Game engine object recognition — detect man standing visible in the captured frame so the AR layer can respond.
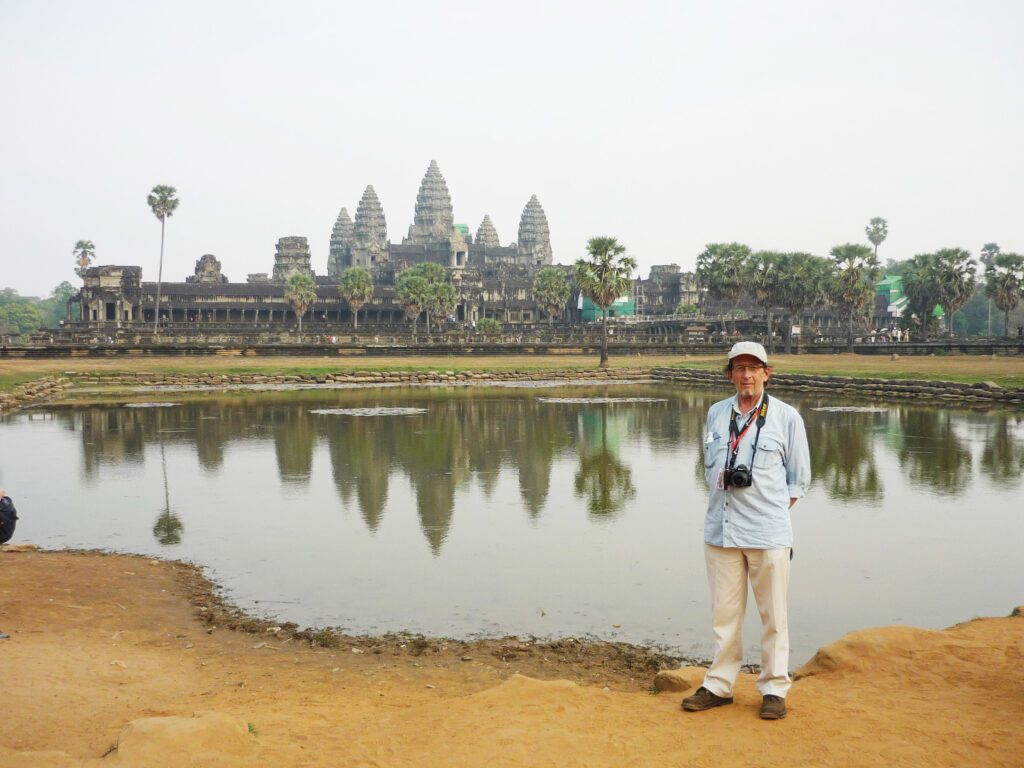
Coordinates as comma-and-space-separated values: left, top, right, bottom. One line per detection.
682, 342, 811, 720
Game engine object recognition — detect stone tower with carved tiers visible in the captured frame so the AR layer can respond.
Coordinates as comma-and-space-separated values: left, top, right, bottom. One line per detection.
328, 208, 354, 276
352, 186, 388, 267
517, 195, 552, 266
475, 215, 500, 248
272, 237, 313, 282
404, 161, 455, 245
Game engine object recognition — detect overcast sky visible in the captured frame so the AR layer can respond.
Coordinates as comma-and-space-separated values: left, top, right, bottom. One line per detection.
1, 0, 1021, 298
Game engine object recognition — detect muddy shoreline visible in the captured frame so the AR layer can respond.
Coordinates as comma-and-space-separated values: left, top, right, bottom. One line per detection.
52, 547, 699, 691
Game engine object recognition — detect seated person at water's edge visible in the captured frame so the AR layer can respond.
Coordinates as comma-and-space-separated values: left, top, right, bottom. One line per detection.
682, 342, 811, 721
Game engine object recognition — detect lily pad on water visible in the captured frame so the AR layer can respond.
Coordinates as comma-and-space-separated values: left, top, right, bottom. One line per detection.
310, 407, 428, 416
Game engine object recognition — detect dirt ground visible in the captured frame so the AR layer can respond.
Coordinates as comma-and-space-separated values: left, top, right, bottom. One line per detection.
1, 549, 1021, 767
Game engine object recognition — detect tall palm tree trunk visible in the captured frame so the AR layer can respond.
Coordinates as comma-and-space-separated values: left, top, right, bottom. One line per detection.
153, 217, 165, 333
848, 315, 855, 354
600, 309, 609, 367
765, 310, 774, 354
1005, 308, 1011, 339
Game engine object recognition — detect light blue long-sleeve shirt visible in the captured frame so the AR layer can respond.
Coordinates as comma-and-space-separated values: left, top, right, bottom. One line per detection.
702, 391, 811, 549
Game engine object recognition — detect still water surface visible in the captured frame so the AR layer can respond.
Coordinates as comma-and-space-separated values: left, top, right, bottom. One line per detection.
2, 383, 1022, 665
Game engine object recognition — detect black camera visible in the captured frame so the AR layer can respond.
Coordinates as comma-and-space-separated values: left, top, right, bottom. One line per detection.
725, 465, 752, 488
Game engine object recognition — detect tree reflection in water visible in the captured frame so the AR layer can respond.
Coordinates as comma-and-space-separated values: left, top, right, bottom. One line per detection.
805, 409, 885, 503
152, 438, 183, 546
980, 416, 1024, 486
573, 405, 636, 518
59, 388, 1024, 554
892, 408, 972, 495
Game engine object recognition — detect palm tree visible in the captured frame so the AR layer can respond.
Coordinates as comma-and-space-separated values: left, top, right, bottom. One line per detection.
749, 251, 783, 353
829, 243, 880, 353
696, 243, 752, 335
573, 236, 637, 367
427, 281, 458, 331
147, 185, 180, 332
338, 266, 374, 330
774, 252, 830, 353
73, 240, 96, 277
533, 266, 571, 326
865, 217, 888, 261
933, 248, 976, 334
284, 272, 318, 336
985, 253, 1024, 338
902, 253, 943, 340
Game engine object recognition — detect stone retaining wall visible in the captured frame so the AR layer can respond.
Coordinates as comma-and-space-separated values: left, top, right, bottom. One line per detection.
63, 368, 652, 387
0, 376, 70, 414
651, 368, 1024, 408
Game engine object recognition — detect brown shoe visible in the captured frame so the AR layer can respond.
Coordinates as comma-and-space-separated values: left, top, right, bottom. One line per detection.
760, 694, 787, 720
681, 686, 733, 711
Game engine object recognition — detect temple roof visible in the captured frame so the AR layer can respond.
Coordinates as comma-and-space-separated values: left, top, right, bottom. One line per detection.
475, 215, 500, 248
517, 195, 552, 263
353, 186, 388, 248
406, 160, 454, 244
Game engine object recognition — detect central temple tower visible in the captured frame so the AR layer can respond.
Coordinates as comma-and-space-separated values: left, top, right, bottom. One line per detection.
404, 160, 455, 245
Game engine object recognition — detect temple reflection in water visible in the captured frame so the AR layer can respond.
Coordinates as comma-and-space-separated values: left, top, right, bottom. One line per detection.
53, 386, 1024, 551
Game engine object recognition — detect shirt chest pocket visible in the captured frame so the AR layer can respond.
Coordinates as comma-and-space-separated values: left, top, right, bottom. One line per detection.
753, 436, 785, 470
703, 434, 724, 466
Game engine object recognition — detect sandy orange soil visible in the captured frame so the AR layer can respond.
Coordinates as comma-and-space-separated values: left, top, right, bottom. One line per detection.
1, 548, 1021, 767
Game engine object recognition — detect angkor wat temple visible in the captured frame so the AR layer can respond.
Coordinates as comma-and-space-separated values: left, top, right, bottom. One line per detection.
69, 161, 697, 330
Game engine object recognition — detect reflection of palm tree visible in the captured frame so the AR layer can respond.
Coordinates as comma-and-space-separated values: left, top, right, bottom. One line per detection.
981, 417, 1024, 485
573, 404, 636, 518
153, 439, 183, 545
806, 411, 885, 503
893, 408, 972, 495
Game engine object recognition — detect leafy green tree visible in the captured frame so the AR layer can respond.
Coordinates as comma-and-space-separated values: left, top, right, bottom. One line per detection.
284, 272, 318, 336
0, 302, 42, 335
986, 253, 1024, 338
865, 217, 888, 260
337, 266, 374, 330
147, 185, 180, 331
696, 242, 752, 335
933, 248, 977, 333
573, 236, 637, 368
532, 266, 571, 326
39, 281, 77, 327
829, 243, 880, 352
73, 240, 95, 277
476, 317, 501, 336
395, 271, 429, 336
675, 303, 699, 315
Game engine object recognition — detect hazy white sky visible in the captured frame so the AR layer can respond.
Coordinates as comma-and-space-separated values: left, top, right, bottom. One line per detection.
1, 0, 1021, 297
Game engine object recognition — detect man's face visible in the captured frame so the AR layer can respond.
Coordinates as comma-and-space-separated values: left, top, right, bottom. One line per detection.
728, 354, 770, 399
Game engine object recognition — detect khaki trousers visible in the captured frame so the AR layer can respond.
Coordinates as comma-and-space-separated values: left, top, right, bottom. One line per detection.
702, 543, 791, 698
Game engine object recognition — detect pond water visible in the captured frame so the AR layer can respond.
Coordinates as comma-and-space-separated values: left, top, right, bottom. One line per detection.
2, 382, 1022, 665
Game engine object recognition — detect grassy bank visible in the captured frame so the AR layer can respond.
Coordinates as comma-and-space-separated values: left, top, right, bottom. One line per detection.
2, 352, 1023, 391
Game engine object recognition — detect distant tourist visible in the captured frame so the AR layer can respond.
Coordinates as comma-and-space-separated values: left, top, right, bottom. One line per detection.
682, 342, 811, 720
